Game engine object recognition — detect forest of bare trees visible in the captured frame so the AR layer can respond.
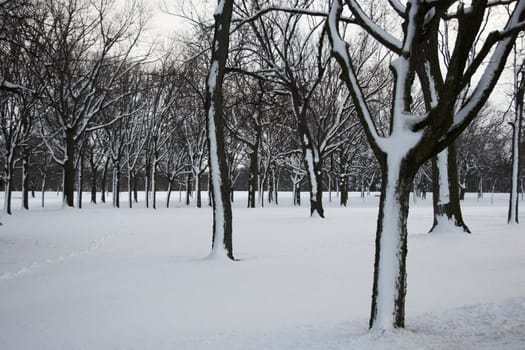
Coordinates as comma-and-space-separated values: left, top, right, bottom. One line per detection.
1, 0, 524, 330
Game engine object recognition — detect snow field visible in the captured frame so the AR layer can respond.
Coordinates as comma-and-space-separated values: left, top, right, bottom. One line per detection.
0, 192, 523, 349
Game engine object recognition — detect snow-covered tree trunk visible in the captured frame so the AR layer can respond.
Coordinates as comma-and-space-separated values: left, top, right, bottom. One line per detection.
21, 153, 29, 210
247, 142, 259, 208
303, 142, 324, 217
205, 0, 234, 260
431, 144, 470, 233
369, 156, 414, 330
508, 66, 523, 224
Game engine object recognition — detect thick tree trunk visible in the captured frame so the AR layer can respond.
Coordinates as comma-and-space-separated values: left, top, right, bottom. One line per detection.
205, 0, 234, 260
63, 130, 76, 207
369, 157, 414, 330
304, 145, 324, 217
430, 144, 470, 233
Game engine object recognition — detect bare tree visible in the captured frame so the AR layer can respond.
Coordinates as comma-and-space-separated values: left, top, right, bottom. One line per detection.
328, 0, 525, 330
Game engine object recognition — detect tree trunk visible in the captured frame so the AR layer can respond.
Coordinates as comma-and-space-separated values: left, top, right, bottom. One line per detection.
77, 152, 83, 209
195, 172, 202, 208
144, 164, 150, 208
185, 174, 191, 206
101, 156, 109, 204
127, 170, 133, 208
340, 174, 348, 206
41, 172, 46, 208
21, 153, 29, 210
304, 144, 324, 217
508, 68, 523, 223
3, 155, 14, 215
63, 130, 76, 207
133, 174, 138, 203
152, 158, 157, 210
369, 157, 414, 330
90, 152, 97, 204
247, 147, 258, 208
430, 144, 470, 233
167, 180, 173, 208
112, 161, 120, 208
205, 0, 234, 260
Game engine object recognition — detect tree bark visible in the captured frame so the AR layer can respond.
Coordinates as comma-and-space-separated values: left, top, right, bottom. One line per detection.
508, 66, 523, 224
205, 0, 234, 260
430, 144, 470, 233
101, 156, 109, 204
369, 157, 414, 330
21, 153, 29, 210
63, 130, 76, 207
247, 147, 258, 208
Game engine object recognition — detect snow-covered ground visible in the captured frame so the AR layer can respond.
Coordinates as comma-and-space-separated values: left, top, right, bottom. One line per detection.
0, 191, 524, 349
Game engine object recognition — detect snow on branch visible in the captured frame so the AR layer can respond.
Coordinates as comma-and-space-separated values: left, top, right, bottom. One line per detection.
461, 20, 525, 89
452, 0, 525, 134
345, 0, 402, 53
327, 0, 382, 148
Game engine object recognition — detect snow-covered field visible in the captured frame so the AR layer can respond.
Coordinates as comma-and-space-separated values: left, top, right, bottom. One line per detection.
0, 191, 524, 350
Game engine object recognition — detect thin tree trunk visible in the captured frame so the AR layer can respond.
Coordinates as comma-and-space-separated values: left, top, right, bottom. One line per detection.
167, 180, 173, 208
247, 147, 258, 208
3, 156, 13, 215
22, 153, 29, 210
90, 153, 97, 204
41, 172, 46, 208
195, 172, 202, 208
508, 67, 523, 223
77, 152, 83, 209
152, 159, 157, 210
